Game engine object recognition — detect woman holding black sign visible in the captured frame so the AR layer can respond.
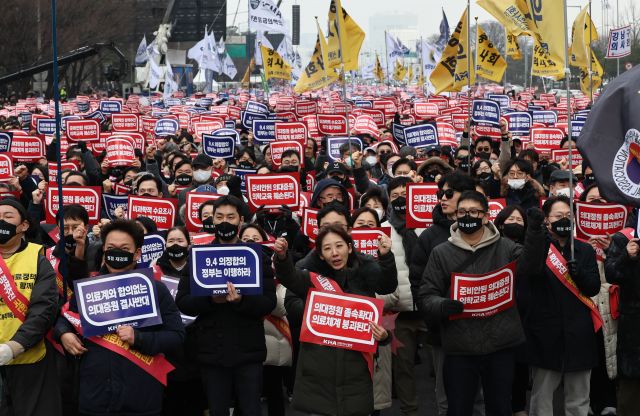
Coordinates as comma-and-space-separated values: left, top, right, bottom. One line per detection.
272, 225, 397, 416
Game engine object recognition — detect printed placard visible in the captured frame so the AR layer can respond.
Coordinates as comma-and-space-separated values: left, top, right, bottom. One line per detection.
571, 119, 586, 140
317, 114, 347, 136
102, 194, 129, 221
154, 119, 179, 136
488, 199, 507, 222
10, 135, 45, 162
127, 196, 177, 231
270, 140, 305, 169
246, 173, 300, 211
300, 290, 383, 353
550, 149, 583, 170
350, 227, 391, 259
105, 136, 136, 167
505, 112, 532, 135
575, 202, 627, 239
531, 128, 564, 153
275, 122, 307, 142
0, 132, 12, 153
246, 100, 269, 114
471, 100, 501, 126
295, 100, 317, 117
252, 119, 277, 144
190, 243, 263, 295
202, 134, 235, 159
327, 137, 363, 161
450, 261, 516, 320
192, 120, 224, 141
210, 128, 240, 146
112, 114, 140, 132
99, 100, 122, 114
66, 119, 100, 142
414, 102, 439, 119
531, 110, 558, 126
46, 186, 101, 224
137, 234, 166, 268
487, 94, 510, 109
160, 275, 195, 324
74, 268, 162, 337
403, 124, 439, 149
391, 123, 406, 145
406, 183, 439, 228
47, 161, 78, 184
185, 192, 221, 232
241, 111, 268, 129
452, 114, 468, 132
302, 208, 319, 243
436, 122, 457, 148
0, 154, 13, 181
352, 115, 379, 138
36, 118, 57, 136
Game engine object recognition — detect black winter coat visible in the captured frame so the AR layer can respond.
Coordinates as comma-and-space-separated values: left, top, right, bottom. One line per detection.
523, 238, 600, 372
276, 250, 397, 416
175, 244, 276, 367
605, 231, 640, 378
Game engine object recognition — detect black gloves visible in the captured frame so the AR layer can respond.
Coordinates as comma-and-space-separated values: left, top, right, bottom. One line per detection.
527, 207, 545, 230
566, 260, 578, 280
441, 299, 465, 318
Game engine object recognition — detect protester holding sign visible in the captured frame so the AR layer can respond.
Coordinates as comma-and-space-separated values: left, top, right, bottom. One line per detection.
500, 159, 546, 211
54, 219, 185, 416
0, 198, 61, 415
418, 191, 546, 416
175, 195, 276, 416
273, 224, 397, 416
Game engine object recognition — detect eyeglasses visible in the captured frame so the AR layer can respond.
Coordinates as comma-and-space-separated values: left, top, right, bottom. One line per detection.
378, 150, 392, 155
456, 208, 486, 218
476, 147, 491, 152
507, 171, 526, 179
548, 213, 572, 221
437, 188, 455, 200
319, 193, 344, 203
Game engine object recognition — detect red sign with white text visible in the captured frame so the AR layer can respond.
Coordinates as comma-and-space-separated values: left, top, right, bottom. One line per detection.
450, 261, 516, 320
414, 102, 439, 119
127, 196, 178, 231
46, 186, 102, 224
106, 136, 136, 167
300, 290, 384, 353
350, 228, 391, 259
551, 149, 583, 170
10, 136, 45, 162
317, 114, 347, 136
406, 183, 439, 228
488, 199, 507, 222
295, 101, 317, 117
302, 208, 319, 243
47, 161, 78, 183
0, 154, 13, 181
270, 140, 305, 169
436, 122, 457, 147
193, 121, 224, 141
275, 122, 307, 142
66, 119, 100, 142
246, 173, 300, 211
185, 192, 221, 232
112, 114, 140, 132
531, 128, 564, 153
575, 202, 627, 239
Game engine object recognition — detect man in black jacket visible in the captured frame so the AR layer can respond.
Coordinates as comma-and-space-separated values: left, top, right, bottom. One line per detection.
408, 172, 478, 416
176, 195, 276, 416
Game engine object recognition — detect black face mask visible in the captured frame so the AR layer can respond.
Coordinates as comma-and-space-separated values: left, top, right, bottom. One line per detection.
166, 244, 188, 260
123, 178, 133, 187
379, 153, 392, 167
174, 174, 192, 186
502, 223, 525, 242
476, 151, 491, 160
104, 248, 135, 270
237, 162, 254, 169
425, 171, 440, 183
202, 217, 216, 233
457, 158, 471, 171
0, 220, 17, 244
457, 215, 483, 234
391, 196, 406, 216
551, 217, 572, 238
279, 165, 299, 173
110, 167, 123, 179
139, 193, 153, 197
583, 174, 595, 186
214, 221, 239, 241
478, 172, 492, 181
64, 234, 77, 252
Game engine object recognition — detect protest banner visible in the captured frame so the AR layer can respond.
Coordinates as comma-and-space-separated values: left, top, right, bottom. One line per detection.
105, 136, 136, 167
352, 115, 379, 138
102, 194, 129, 221
253, 119, 277, 144
185, 192, 221, 232
0, 132, 11, 153
449, 261, 516, 320
436, 122, 457, 147
406, 183, 439, 228
505, 112, 532, 136
74, 268, 162, 337
295, 100, 317, 117
36, 118, 57, 136
66, 119, 100, 142
488, 94, 510, 109
246, 100, 269, 114
300, 290, 383, 353
372, 99, 397, 116
358, 109, 385, 127
471, 100, 501, 126
99, 100, 122, 114
452, 114, 468, 132
275, 122, 307, 142
246, 173, 300, 211
241, 111, 268, 129
46, 186, 101, 224
154, 119, 179, 136
531, 110, 558, 126
531, 128, 564, 153
317, 114, 347, 135
202, 134, 235, 159
575, 202, 627, 239
301, 208, 319, 243
391, 123, 406, 145
606, 25, 632, 58
551, 149, 583, 170
488, 199, 507, 222
270, 141, 305, 169
414, 102, 439, 119
127, 196, 177, 231
0, 154, 13, 181
159, 275, 195, 325
350, 227, 391, 259
327, 137, 363, 161
190, 243, 263, 295
112, 114, 140, 132
137, 234, 166, 268
192, 120, 224, 141
403, 124, 438, 149
10, 136, 45, 162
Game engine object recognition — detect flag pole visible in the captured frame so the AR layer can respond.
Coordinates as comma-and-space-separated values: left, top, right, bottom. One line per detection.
588, 0, 594, 103
563, 0, 575, 261
332, 3, 353, 156
384, 30, 390, 86
50, 0, 68, 301
466, 0, 472, 175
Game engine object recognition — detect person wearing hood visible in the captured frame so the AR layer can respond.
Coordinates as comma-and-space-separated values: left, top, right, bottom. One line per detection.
418, 191, 547, 416
417, 156, 454, 184
379, 176, 427, 416
500, 159, 546, 211
311, 178, 350, 209
408, 172, 478, 416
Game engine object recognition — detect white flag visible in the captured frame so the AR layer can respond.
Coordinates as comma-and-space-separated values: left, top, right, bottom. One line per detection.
146, 39, 160, 58
248, 0, 287, 34
386, 32, 410, 64
360, 63, 375, 80
148, 58, 162, 89
418, 39, 437, 85
187, 37, 207, 63
164, 58, 179, 99
135, 35, 148, 65
222, 54, 237, 80
255, 32, 273, 66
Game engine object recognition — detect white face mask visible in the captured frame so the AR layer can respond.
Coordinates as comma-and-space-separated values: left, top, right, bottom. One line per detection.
508, 178, 526, 190
365, 156, 377, 166
555, 187, 572, 197
343, 157, 354, 168
374, 208, 384, 221
193, 169, 212, 183
217, 185, 230, 195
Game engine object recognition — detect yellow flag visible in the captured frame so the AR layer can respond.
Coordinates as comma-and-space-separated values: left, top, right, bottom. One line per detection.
327, 0, 365, 71
393, 60, 407, 82
506, 30, 522, 60
260, 45, 292, 81
476, 26, 507, 83
374, 54, 385, 83
570, 6, 598, 69
417, 66, 425, 86
407, 65, 414, 82
430, 8, 475, 94
477, 0, 565, 78
294, 21, 338, 94
579, 49, 603, 97
241, 57, 255, 85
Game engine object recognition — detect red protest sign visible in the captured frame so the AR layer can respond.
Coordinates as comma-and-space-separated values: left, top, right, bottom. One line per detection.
531, 128, 564, 153
436, 122, 457, 147
350, 227, 391, 259
270, 140, 305, 169
190, 232, 215, 246
452, 114, 468, 132
300, 290, 384, 353
575, 202, 627, 239
359, 109, 385, 127
406, 183, 439, 228
127, 196, 178, 231
10, 135, 45, 162
185, 192, 221, 232
414, 102, 439, 119
295, 100, 317, 117
550, 149, 583, 170
46, 186, 102, 224
450, 261, 516, 320
302, 208, 319, 243
246, 173, 300, 211
473, 125, 501, 139
275, 122, 307, 142
105, 136, 136, 167
488, 199, 507, 222
317, 114, 347, 136
427, 96, 449, 110
112, 114, 140, 132
352, 115, 379, 139
0, 154, 13, 181
302, 115, 322, 139
372, 99, 397, 117
47, 161, 78, 183
192, 120, 224, 142
66, 119, 100, 142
